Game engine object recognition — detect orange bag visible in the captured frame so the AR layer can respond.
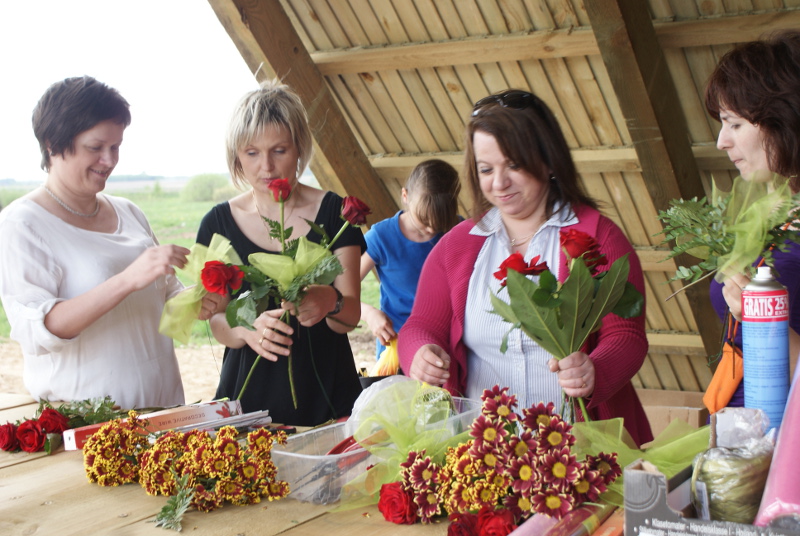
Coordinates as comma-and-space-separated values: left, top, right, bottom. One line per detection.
703, 342, 743, 414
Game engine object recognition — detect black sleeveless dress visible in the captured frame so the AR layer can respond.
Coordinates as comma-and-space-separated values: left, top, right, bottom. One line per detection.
197, 192, 365, 426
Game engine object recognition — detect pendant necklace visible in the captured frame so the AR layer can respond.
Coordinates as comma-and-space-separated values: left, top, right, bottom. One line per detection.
44, 184, 100, 218
509, 231, 535, 249
252, 190, 294, 240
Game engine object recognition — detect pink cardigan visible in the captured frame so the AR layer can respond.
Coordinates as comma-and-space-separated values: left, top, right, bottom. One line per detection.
398, 205, 653, 447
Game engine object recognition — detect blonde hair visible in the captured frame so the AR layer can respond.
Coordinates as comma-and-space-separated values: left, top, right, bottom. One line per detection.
225, 79, 313, 188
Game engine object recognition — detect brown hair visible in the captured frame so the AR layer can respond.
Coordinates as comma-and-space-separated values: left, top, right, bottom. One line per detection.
464, 89, 596, 221
32, 76, 131, 171
405, 159, 461, 233
705, 30, 800, 181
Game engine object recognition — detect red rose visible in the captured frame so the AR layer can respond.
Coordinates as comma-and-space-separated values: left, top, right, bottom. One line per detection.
493, 252, 549, 287
38, 408, 68, 434
476, 507, 517, 536
0, 422, 19, 452
448, 511, 479, 536
377, 482, 418, 525
341, 196, 371, 227
560, 229, 607, 272
267, 178, 293, 202
200, 261, 244, 296
16, 419, 46, 453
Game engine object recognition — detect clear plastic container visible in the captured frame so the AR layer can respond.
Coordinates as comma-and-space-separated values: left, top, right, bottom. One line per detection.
273, 396, 481, 503
271, 422, 375, 504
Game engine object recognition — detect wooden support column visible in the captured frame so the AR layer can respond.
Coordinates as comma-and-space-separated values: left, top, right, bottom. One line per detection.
585, 0, 722, 356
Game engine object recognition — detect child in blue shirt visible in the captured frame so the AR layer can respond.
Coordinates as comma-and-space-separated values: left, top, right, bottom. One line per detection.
360, 159, 461, 361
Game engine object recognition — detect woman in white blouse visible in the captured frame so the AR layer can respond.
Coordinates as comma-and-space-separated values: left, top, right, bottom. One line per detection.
0, 76, 218, 409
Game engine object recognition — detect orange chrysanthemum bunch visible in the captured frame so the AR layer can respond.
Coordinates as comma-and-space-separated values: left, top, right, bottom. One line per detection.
138, 425, 290, 511
83, 413, 290, 513
84, 410, 151, 487
379, 386, 621, 532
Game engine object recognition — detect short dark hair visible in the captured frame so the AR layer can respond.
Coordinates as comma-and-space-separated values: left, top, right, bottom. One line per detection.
465, 89, 597, 221
32, 76, 131, 171
705, 30, 800, 181
405, 159, 461, 233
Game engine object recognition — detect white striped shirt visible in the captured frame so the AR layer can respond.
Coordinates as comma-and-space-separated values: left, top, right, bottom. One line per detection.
463, 205, 577, 408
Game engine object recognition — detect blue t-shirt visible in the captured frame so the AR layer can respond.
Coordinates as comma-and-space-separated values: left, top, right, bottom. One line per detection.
364, 211, 444, 358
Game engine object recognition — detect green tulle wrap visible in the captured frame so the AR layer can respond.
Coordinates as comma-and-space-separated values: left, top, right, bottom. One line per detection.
713, 174, 793, 281
337, 379, 475, 509
571, 418, 710, 506
336, 379, 711, 511
158, 233, 243, 344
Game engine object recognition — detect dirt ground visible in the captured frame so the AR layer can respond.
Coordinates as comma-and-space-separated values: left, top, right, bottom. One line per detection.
0, 331, 377, 403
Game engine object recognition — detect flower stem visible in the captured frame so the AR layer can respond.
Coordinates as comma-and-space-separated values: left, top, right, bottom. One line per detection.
237, 355, 260, 401
577, 396, 591, 422
279, 198, 286, 255
327, 222, 351, 250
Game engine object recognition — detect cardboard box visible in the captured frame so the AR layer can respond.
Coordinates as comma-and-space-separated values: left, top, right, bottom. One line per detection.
63, 399, 242, 450
637, 388, 709, 437
624, 460, 800, 535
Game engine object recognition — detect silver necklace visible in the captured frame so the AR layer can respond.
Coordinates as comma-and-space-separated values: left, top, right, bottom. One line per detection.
509, 231, 535, 248
44, 184, 100, 218
252, 190, 294, 240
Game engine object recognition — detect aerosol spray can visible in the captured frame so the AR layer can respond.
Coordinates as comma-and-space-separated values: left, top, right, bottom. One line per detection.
741, 265, 790, 429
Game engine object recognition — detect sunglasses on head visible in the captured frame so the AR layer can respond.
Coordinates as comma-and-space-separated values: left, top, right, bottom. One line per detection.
471, 91, 541, 117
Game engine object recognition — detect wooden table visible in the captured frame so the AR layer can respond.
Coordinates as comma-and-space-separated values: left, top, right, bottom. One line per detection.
0, 394, 447, 536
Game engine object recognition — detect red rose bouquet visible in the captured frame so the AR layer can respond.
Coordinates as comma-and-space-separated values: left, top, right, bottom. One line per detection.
0, 404, 68, 455
489, 229, 643, 421
375, 386, 621, 534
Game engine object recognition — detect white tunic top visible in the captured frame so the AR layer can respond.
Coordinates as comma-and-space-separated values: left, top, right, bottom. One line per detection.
0, 195, 185, 409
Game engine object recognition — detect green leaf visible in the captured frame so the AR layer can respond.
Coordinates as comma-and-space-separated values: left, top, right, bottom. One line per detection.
44, 433, 62, 455
504, 270, 568, 358
489, 289, 520, 325
612, 281, 644, 318
226, 292, 258, 330
152, 473, 194, 532
558, 259, 595, 353
572, 254, 631, 350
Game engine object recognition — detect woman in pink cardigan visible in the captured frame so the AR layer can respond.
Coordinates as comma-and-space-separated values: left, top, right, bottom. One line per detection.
398, 90, 653, 447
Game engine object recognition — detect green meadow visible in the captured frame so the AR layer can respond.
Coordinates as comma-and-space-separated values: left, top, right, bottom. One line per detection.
0, 184, 379, 345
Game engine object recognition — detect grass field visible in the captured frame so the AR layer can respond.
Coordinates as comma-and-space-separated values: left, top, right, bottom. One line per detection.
0, 188, 380, 344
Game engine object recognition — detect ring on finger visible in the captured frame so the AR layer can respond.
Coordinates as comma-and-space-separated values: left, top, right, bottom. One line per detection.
258, 337, 264, 345
262, 327, 269, 337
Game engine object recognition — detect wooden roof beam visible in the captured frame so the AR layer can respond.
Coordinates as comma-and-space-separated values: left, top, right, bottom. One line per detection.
585, 0, 721, 356
206, 0, 397, 223
311, 10, 800, 75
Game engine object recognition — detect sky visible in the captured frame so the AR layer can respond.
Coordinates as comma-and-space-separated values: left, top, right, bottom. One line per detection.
0, 1, 259, 182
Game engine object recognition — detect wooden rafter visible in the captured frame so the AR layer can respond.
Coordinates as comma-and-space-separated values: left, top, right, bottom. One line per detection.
206, 0, 397, 223
310, 10, 800, 75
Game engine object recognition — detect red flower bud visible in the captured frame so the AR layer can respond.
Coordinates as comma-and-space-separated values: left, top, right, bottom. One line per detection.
377, 482, 418, 525
560, 229, 607, 272
267, 178, 293, 202
16, 419, 46, 453
0, 422, 19, 452
201, 261, 244, 296
38, 408, 68, 434
476, 506, 517, 535
341, 196, 371, 227
493, 252, 549, 287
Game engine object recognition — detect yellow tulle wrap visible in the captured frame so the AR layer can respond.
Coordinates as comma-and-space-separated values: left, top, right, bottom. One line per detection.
158, 233, 243, 344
